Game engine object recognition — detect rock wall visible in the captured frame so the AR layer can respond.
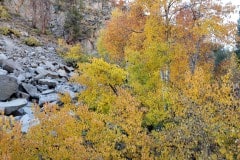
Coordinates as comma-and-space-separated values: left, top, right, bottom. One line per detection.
4, 0, 113, 54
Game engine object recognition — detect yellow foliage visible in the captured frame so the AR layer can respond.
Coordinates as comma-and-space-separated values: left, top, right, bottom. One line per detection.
24, 37, 41, 46
0, 5, 10, 20
0, 26, 21, 38
72, 58, 127, 112
0, 1, 239, 159
57, 40, 88, 67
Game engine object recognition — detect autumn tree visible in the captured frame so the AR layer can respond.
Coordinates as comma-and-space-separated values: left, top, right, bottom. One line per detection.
97, 2, 146, 64
71, 58, 127, 113
0, 1, 239, 159
236, 11, 240, 60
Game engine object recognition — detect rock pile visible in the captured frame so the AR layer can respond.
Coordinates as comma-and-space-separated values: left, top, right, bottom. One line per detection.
0, 35, 83, 132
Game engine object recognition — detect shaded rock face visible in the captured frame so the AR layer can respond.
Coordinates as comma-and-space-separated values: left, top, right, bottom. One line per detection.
0, 75, 18, 101
4, 0, 113, 54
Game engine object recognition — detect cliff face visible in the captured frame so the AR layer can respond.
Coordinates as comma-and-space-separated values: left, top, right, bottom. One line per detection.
4, 0, 113, 54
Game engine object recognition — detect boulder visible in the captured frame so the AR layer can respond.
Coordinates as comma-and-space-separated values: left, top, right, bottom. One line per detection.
38, 79, 58, 88
17, 74, 26, 84
35, 66, 48, 75
0, 75, 18, 101
0, 53, 8, 66
56, 85, 76, 99
0, 99, 28, 115
17, 91, 30, 99
63, 65, 74, 72
57, 69, 68, 77
0, 69, 8, 75
39, 93, 58, 106
44, 61, 57, 71
41, 89, 55, 95
2, 59, 22, 73
21, 83, 39, 98
46, 71, 59, 79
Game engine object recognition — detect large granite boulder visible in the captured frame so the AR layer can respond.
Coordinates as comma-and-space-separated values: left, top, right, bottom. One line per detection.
0, 75, 18, 101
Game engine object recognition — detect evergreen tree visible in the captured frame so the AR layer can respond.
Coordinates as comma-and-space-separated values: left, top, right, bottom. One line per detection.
236, 11, 240, 60
64, 6, 83, 43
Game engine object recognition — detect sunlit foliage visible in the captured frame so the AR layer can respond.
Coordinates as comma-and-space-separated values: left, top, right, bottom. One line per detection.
0, 0, 239, 159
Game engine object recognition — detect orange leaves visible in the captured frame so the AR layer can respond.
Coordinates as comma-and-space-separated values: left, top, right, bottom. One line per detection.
98, 9, 131, 62
98, 4, 146, 63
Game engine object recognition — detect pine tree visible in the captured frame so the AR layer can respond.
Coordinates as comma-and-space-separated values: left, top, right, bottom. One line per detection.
236, 11, 240, 60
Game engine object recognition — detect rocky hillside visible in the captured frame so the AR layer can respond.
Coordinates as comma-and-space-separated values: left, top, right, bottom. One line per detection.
0, 13, 83, 132
3, 0, 113, 54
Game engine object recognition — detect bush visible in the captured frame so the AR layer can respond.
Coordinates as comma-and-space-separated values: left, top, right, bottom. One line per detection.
56, 40, 89, 67
56, 38, 70, 55
0, 26, 21, 38
0, 5, 10, 20
24, 37, 41, 46
0, 26, 10, 35
63, 43, 89, 67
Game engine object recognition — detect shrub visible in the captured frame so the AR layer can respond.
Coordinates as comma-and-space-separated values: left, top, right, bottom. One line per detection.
56, 40, 89, 67
0, 26, 21, 38
63, 43, 89, 67
0, 5, 10, 20
0, 26, 10, 35
24, 37, 41, 46
56, 38, 70, 55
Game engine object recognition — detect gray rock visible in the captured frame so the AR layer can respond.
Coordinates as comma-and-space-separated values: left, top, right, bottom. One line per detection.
35, 66, 48, 75
31, 63, 38, 68
21, 106, 34, 115
56, 85, 76, 99
34, 73, 46, 80
2, 59, 22, 73
17, 91, 30, 99
42, 89, 55, 95
0, 54, 8, 66
57, 69, 68, 77
17, 74, 26, 83
45, 61, 57, 71
0, 69, 8, 75
0, 53, 8, 60
24, 72, 33, 79
39, 93, 58, 106
20, 114, 39, 133
72, 83, 85, 92
64, 65, 74, 72
38, 79, 58, 88
46, 71, 59, 79
36, 85, 49, 92
21, 83, 39, 97
20, 114, 31, 133
35, 66, 59, 79
0, 99, 28, 115
36, 47, 44, 53
0, 75, 18, 101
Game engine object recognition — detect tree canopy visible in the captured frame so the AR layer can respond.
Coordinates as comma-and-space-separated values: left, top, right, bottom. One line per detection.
0, 0, 239, 159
